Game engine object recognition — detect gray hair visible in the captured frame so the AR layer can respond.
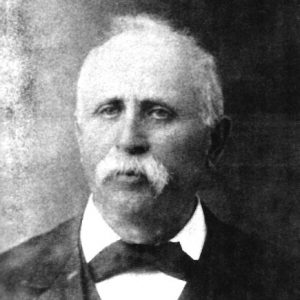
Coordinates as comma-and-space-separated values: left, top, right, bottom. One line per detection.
78, 14, 224, 127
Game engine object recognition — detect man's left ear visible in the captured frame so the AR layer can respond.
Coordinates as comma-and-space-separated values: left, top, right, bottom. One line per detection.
207, 116, 231, 167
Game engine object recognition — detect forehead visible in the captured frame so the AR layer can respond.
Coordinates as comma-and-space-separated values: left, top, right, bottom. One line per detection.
77, 31, 198, 110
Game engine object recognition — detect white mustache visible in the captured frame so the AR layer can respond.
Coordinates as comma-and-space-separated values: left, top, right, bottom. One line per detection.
95, 148, 170, 195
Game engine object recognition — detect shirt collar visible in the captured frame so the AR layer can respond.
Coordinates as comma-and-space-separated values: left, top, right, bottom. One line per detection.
81, 194, 206, 262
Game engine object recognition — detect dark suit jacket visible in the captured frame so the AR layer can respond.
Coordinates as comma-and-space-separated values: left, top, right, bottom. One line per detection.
0, 204, 297, 300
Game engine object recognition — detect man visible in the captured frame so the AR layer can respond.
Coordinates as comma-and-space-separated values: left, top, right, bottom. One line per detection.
0, 14, 295, 300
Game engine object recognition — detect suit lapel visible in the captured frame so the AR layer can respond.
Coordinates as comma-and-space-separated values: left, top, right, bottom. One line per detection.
178, 223, 217, 300
29, 215, 100, 300
80, 243, 102, 300
36, 243, 100, 300
178, 201, 241, 300
36, 245, 83, 300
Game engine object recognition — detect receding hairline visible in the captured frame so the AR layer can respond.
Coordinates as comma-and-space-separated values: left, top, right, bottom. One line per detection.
103, 13, 195, 47
76, 14, 224, 126
88, 13, 212, 65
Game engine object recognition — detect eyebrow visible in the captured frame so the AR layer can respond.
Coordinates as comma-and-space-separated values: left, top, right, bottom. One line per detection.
93, 97, 123, 114
100, 97, 123, 104
140, 99, 176, 112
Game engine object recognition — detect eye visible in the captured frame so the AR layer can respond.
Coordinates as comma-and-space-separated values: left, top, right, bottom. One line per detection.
147, 107, 174, 120
94, 103, 122, 119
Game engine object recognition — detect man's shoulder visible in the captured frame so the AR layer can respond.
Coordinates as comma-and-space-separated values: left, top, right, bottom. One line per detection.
203, 202, 285, 263
0, 216, 81, 295
202, 204, 298, 299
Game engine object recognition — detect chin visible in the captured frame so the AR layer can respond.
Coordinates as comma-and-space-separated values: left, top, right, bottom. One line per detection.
93, 190, 174, 244
93, 180, 195, 245
96, 181, 161, 212
111, 222, 174, 245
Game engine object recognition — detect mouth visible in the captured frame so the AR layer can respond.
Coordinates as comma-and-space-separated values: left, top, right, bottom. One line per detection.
113, 170, 148, 184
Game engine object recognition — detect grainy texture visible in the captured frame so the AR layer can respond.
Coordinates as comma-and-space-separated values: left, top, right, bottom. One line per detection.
0, 0, 299, 264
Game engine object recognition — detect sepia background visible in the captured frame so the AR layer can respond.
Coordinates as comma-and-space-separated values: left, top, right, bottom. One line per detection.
0, 0, 299, 259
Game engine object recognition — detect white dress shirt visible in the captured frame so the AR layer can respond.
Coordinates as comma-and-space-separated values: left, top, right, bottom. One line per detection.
80, 194, 206, 300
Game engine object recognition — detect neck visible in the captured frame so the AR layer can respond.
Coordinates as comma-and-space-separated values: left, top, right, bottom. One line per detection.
81, 194, 206, 262
93, 192, 199, 245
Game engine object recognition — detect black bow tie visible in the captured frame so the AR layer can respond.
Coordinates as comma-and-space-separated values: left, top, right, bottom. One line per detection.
88, 240, 198, 283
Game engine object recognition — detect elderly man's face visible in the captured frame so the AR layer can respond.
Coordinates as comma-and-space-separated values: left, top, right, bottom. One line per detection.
76, 32, 212, 244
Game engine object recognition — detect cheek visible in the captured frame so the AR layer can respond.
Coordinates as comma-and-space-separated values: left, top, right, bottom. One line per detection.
81, 121, 114, 152
78, 123, 115, 180
152, 124, 210, 179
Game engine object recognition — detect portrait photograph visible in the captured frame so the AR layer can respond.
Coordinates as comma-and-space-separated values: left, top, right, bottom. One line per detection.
0, 1, 299, 299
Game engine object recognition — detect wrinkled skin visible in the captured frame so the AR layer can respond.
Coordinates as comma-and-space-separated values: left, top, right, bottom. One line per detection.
76, 31, 228, 244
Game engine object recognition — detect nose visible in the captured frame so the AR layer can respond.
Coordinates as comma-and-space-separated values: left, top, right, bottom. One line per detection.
116, 116, 150, 155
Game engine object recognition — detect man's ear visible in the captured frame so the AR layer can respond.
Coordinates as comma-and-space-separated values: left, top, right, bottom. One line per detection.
207, 116, 231, 167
